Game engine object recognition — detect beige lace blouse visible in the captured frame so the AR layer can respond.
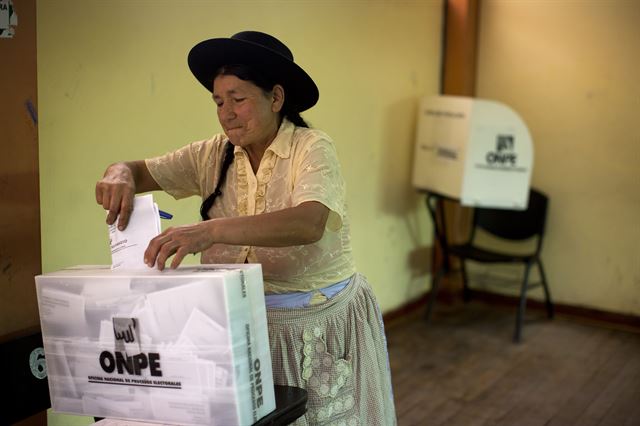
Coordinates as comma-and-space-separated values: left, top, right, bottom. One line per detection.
145, 119, 356, 293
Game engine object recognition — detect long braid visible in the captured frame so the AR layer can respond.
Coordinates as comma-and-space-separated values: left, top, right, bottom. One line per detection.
200, 141, 235, 221
284, 110, 309, 128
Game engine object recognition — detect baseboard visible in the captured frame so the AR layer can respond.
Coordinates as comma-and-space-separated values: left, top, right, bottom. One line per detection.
382, 290, 640, 333
382, 293, 431, 327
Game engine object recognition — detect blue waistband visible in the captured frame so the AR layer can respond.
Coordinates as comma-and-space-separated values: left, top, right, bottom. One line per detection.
265, 277, 352, 309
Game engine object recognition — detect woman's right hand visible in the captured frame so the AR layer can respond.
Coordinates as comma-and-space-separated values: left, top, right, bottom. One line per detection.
95, 163, 136, 230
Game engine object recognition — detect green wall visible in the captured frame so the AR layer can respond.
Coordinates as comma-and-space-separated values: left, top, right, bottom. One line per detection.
37, 0, 442, 312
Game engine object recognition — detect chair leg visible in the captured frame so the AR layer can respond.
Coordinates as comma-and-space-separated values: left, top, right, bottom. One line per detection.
514, 262, 533, 343
425, 267, 444, 322
537, 259, 554, 319
461, 259, 471, 302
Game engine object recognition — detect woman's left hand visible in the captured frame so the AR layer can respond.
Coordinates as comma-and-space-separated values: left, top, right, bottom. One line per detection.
144, 201, 329, 271
144, 222, 215, 270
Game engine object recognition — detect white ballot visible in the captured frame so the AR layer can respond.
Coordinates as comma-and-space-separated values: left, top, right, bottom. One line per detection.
36, 265, 275, 426
109, 194, 161, 270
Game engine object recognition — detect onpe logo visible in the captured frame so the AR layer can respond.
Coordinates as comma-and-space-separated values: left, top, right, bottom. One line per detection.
486, 135, 517, 166
99, 317, 162, 377
113, 317, 138, 344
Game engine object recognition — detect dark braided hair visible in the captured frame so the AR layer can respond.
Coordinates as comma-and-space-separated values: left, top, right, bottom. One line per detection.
199, 141, 235, 221
200, 64, 310, 220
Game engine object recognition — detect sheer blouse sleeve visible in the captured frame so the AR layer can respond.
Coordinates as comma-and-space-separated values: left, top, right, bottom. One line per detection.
145, 136, 224, 200
291, 137, 346, 232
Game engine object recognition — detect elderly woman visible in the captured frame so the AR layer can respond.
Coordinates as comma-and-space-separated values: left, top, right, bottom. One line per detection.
96, 31, 396, 425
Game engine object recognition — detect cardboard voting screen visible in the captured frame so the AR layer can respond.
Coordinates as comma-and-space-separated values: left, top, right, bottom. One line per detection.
412, 95, 533, 209
35, 265, 275, 426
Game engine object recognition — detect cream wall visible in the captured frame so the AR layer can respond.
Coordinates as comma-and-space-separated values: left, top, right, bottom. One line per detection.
37, 1, 442, 314
473, 0, 640, 315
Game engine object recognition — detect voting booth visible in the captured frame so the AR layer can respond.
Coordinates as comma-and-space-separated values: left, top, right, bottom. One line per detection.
35, 264, 275, 426
412, 95, 533, 209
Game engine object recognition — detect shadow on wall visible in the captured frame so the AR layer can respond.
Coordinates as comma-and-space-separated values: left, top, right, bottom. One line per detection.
377, 97, 421, 217
408, 245, 432, 280
378, 97, 434, 300
392, 244, 433, 303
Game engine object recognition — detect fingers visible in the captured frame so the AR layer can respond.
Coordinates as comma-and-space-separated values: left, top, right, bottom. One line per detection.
106, 195, 119, 226
144, 233, 168, 269
96, 182, 134, 229
155, 240, 180, 271
95, 164, 136, 229
170, 247, 190, 270
117, 195, 134, 231
95, 182, 104, 205
96, 181, 113, 211
145, 224, 211, 271
145, 232, 182, 271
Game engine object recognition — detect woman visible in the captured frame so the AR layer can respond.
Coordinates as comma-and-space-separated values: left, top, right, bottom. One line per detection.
96, 31, 396, 425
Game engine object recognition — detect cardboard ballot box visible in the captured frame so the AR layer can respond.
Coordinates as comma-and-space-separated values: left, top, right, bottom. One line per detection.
412, 95, 533, 209
35, 265, 275, 426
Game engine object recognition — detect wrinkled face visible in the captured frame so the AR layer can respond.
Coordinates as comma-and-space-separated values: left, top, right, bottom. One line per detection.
212, 74, 281, 149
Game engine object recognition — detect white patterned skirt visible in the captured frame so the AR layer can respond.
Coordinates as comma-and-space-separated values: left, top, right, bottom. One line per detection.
266, 273, 397, 425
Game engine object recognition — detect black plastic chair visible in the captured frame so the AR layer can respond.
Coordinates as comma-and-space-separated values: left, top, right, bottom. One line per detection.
425, 188, 554, 342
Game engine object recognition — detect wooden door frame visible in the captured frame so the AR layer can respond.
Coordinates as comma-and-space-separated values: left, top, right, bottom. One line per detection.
433, 0, 480, 301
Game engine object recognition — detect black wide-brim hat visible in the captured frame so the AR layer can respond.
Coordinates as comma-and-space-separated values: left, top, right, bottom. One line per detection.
188, 31, 319, 112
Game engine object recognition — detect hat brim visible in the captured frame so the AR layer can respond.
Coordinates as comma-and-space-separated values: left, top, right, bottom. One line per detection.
188, 38, 319, 112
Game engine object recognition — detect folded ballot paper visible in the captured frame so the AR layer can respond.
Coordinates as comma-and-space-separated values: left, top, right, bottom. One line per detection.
109, 194, 161, 270
35, 264, 275, 426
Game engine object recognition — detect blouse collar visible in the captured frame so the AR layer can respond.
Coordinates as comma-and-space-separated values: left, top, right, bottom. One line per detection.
233, 118, 295, 160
